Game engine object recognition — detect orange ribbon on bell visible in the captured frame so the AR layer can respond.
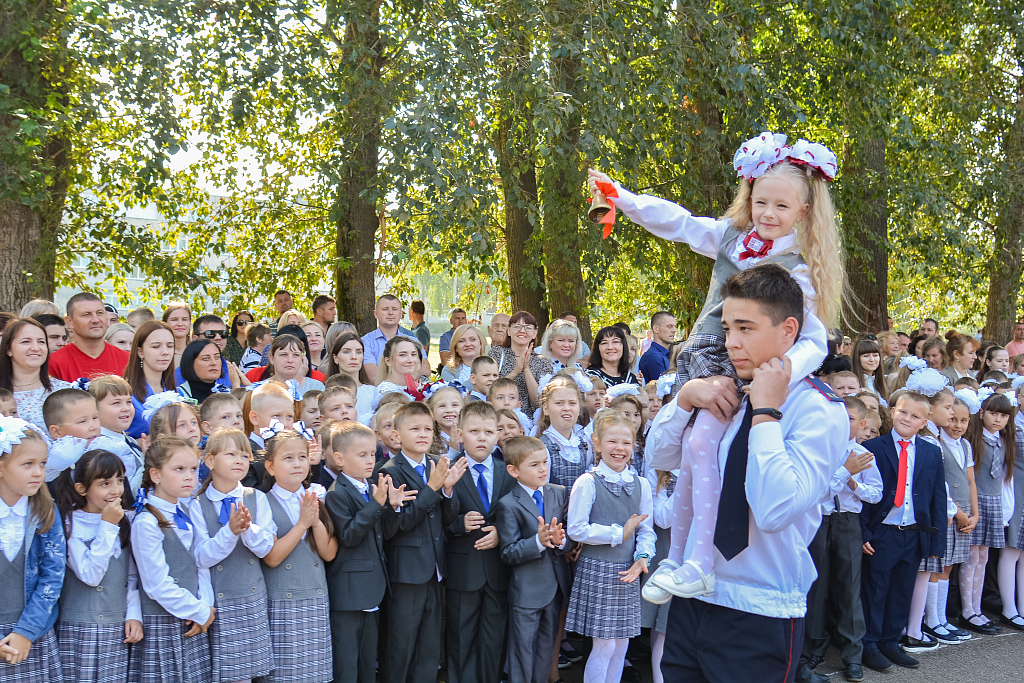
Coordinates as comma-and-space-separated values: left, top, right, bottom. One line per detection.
587, 179, 619, 238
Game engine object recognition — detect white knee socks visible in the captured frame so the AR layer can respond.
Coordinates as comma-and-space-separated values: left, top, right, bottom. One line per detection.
924, 580, 939, 629
998, 547, 1023, 619
937, 578, 950, 626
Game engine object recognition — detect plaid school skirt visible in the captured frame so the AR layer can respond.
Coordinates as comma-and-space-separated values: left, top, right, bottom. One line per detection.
130, 614, 212, 683
671, 333, 743, 396
266, 596, 332, 682
919, 523, 972, 572
57, 620, 129, 683
0, 624, 62, 682
970, 494, 1005, 548
209, 591, 274, 682
566, 555, 641, 640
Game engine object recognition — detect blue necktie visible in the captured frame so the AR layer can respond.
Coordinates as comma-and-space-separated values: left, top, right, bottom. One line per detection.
173, 507, 194, 531
362, 489, 370, 502
714, 402, 753, 561
474, 464, 490, 513
414, 463, 426, 484
218, 497, 238, 525
532, 490, 544, 519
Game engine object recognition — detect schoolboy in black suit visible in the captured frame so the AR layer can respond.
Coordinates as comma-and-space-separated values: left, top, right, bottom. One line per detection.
859, 391, 947, 672
495, 435, 573, 683
445, 401, 517, 683
379, 401, 468, 683
324, 421, 410, 683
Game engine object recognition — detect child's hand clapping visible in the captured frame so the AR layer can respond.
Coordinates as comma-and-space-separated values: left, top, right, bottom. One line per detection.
298, 491, 320, 530
371, 473, 390, 505
426, 457, 450, 492
308, 434, 322, 466
442, 457, 469, 496
228, 503, 251, 535
622, 513, 648, 539
387, 479, 416, 509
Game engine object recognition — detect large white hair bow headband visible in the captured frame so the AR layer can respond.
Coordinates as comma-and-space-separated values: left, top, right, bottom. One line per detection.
142, 391, 187, 421
904, 367, 949, 397
733, 132, 838, 182
954, 389, 981, 415
606, 383, 640, 399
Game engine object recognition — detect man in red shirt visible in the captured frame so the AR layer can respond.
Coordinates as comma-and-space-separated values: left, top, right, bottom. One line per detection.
49, 292, 130, 382
1006, 320, 1024, 359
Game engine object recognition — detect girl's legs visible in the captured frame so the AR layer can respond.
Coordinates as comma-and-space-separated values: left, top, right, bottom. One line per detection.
998, 547, 1023, 619
667, 410, 727, 584
923, 574, 940, 631
960, 548, 978, 619
583, 637, 629, 683
651, 631, 666, 683
665, 426, 695, 566
906, 571, 931, 640
936, 570, 953, 628
972, 547, 990, 621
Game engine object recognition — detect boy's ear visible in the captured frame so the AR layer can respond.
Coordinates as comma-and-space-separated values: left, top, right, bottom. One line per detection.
506, 463, 518, 478
248, 410, 258, 425
48, 424, 61, 440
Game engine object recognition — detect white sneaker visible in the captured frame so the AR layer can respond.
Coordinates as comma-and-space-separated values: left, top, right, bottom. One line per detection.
650, 559, 715, 598
642, 560, 680, 605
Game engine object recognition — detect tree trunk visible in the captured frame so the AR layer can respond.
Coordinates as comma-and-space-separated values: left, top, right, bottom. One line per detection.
334, 4, 385, 335
541, 2, 590, 342
493, 24, 547, 329
0, 0, 69, 310
841, 138, 889, 334
984, 72, 1024, 344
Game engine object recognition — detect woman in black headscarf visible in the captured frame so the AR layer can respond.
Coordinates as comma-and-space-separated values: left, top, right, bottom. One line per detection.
177, 339, 231, 403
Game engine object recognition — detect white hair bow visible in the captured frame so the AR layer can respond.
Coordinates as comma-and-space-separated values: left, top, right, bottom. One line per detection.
899, 356, 927, 372
142, 391, 187, 421
954, 389, 981, 415
0, 416, 42, 457
656, 373, 676, 398
293, 421, 315, 441
572, 371, 594, 393
260, 419, 286, 440
45, 436, 90, 482
606, 383, 640, 399
904, 368, 949, 397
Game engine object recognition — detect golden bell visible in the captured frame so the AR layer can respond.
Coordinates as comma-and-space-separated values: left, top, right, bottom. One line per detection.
588, 189, 612, 223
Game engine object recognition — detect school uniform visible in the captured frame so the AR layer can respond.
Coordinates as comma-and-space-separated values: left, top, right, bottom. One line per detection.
317, 464, 340, 490
659, 378, 848, 682
246, 432, 267, 488
324, 473, 394, 683
379, 452, 455, 683
467, 390, 486, 402
191, 484, 275, 682
0, 495, 65, 683
264, 484, 333, 682
57, 510, 140, 683
565, 462, 656, 640
801, 440, 883, 670
540, 426, 593, 491
444, 454, 516, 683
130, 495, 213, 682
938, 434, 975, 565
495, 482, 573, 683
859, 432, 947, 655
971, 431, 1009, 549
99, 426, 146, 491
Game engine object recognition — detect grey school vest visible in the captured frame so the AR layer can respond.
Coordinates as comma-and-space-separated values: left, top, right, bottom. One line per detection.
974, 438, 1006, 497
262, 495, 328, 601
580, 472, 641, 563
198, 488, 266, 600
0, 544, 27, 623
940, 440, 973, 513
691, 226, 806, 339
59, 536, 129, 623
138, 520, 201, 618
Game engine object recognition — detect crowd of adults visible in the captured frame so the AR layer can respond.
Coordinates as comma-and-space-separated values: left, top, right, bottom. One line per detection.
0, 289, 687, 432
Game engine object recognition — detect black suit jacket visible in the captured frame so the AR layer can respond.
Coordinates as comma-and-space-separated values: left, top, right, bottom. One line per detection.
325, 474, 394, 611
317, 465, 339, 490
380, 453, 454, 584
860, 434, 947, 559
445, 455, 516, 592
495, 483, 573, 610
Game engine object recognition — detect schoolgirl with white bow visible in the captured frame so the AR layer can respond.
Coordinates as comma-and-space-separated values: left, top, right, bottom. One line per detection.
189, 428, 275, 683
565, 408, 655, 683
52, 447, 142, 683
537, 375, 592, 491
0, 418, 65, 679
959, 390, 1017, 635
260, 427, 337, 682
427, 385, 465, 458
608, 384, 646, 477
591, 132, 842, 598
130, 436, 215, 682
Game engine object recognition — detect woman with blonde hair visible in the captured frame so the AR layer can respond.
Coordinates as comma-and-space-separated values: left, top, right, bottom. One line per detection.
538, 317, 585, 371
440, 324, 487, 387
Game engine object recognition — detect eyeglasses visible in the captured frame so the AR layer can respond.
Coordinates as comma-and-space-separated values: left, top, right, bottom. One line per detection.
202, 330, 229, 339
511, 324, 536, 332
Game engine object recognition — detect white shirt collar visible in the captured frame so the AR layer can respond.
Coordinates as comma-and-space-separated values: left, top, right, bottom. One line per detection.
467, 455, 493, 472
519, 481, 541, 496
0, 495, 27, 519
271, 483, 305, 502
100, 426, 126, 440
249, 432, 265, 448
402, 452, 428, 470
205, 482, 244, 502
596, 459, 634, 482
147, 494, 179, 514
891, 431, 915, 448
342, 473, 368, 493
545, 425, 580, 449
983, 428, 1000, 444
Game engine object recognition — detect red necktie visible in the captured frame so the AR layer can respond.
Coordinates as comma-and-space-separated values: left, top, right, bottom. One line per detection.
737, 230, 774, 261
894, 440, 910, 508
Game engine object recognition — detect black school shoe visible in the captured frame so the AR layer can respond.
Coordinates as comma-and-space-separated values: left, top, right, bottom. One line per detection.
899, 634, 938, 654
958, 614, 1001, 635
557, 654, 571, 669
1000, 614, 1024, 631
880, 646, 920, 669
561, 642, 584, 663
843, 662, 864, 682
941, 622, 972, 641
861, 650, 893, 672
922, 623, 960, 644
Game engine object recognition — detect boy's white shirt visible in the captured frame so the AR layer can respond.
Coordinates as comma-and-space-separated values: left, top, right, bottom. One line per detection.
820, 439, 883, 514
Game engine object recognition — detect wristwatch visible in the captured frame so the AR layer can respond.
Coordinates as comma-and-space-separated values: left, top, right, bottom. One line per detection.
751, 407, 783, 421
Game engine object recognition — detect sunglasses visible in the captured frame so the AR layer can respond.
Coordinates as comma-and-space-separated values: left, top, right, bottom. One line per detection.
202, 330, 229, 339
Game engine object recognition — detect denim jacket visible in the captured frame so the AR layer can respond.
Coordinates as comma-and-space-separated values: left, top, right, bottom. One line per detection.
13, 507, 66, 641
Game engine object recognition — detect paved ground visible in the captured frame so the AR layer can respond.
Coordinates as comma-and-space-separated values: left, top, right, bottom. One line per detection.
556, 627, 1024, 682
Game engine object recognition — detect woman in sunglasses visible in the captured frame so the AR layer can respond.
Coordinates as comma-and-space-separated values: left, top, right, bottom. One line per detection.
225, 310, 254, 364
